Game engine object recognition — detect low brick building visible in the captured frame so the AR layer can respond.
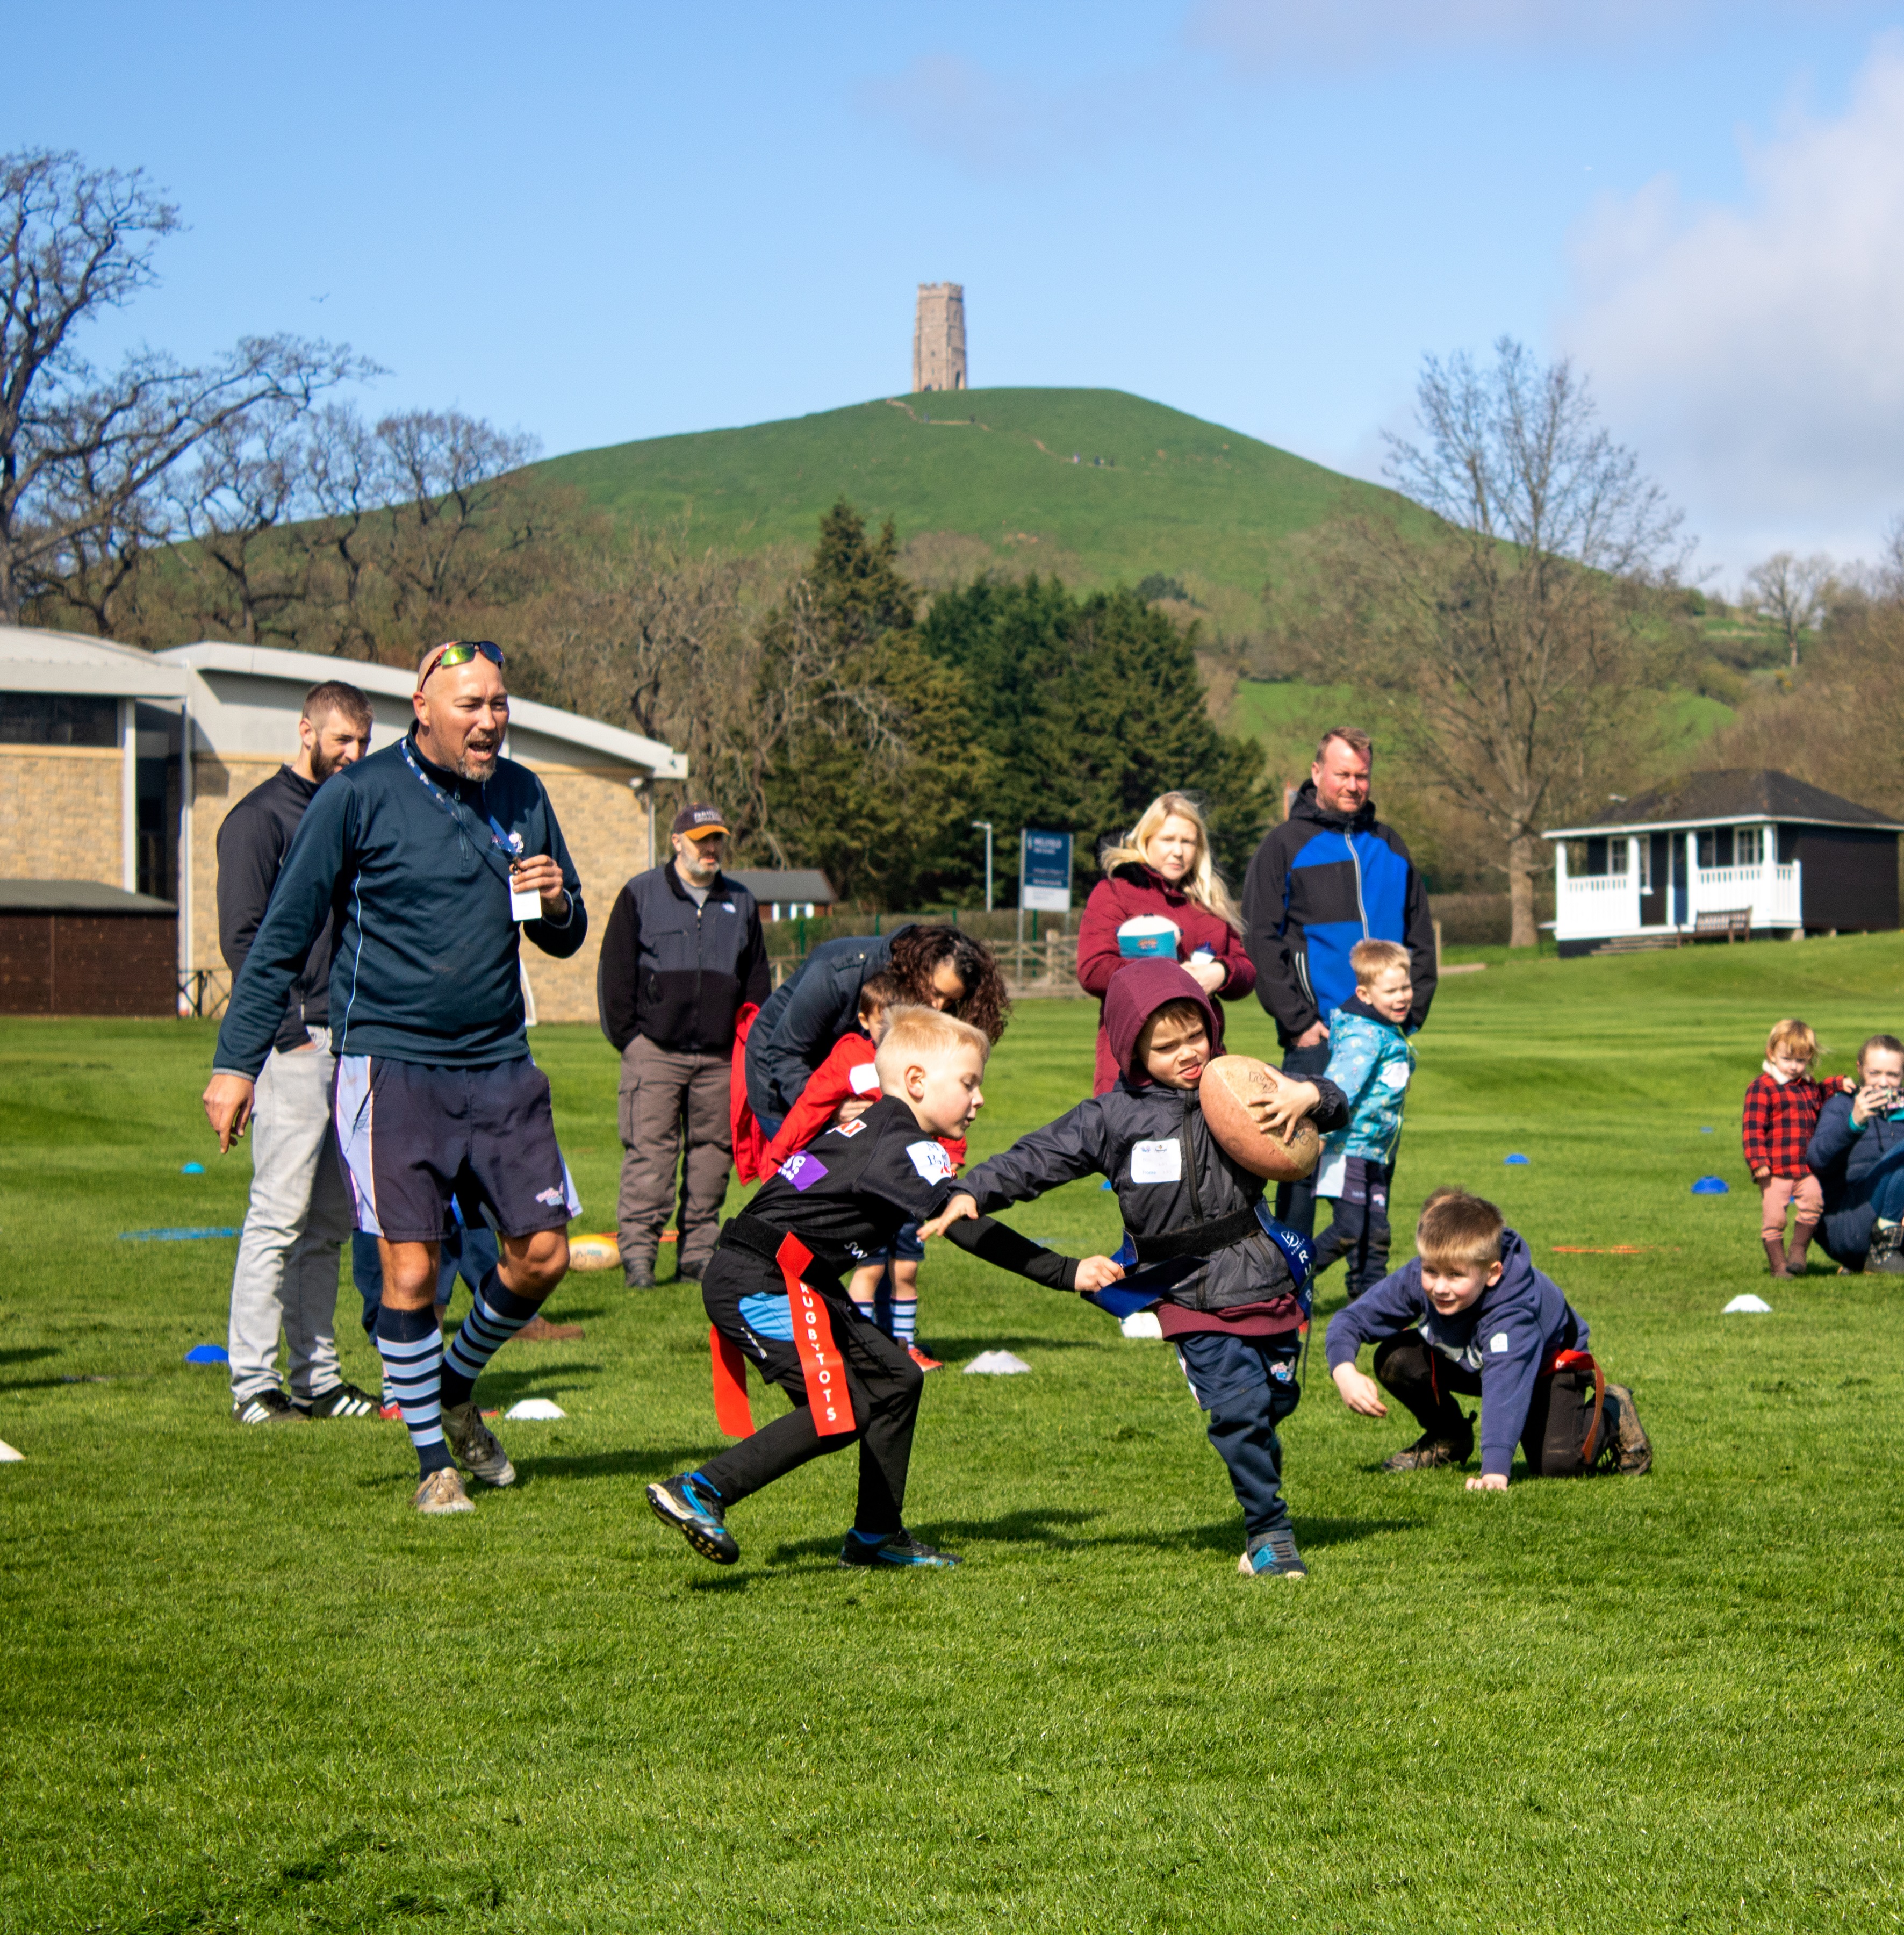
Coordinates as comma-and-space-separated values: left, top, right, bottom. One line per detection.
1, 628, 687, 1022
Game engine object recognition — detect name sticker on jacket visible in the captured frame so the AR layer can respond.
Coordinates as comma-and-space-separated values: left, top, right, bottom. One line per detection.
1489, 1331, 1512, 1354
1130, 1139, 1182, 1184
848, 1061, 880, 1095
907, 1141, 955, 1184
778, 1152, 829, 1191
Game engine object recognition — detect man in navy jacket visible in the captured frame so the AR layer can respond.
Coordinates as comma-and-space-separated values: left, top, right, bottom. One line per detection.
1805, 1034, 1904, 1272
205, 641, 587, 1516
1242, 728, 1436, 1236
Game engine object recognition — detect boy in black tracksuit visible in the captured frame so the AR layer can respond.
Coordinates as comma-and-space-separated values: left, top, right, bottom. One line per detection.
928, 959, 1349, 1579
646, 1007, 1124, 1570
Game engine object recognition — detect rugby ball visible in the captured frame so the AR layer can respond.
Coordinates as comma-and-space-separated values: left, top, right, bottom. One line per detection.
567, 1234, 621, 1271
1199, 1055, 1322, 1182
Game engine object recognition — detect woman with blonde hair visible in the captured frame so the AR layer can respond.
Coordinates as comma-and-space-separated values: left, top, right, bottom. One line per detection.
1075, 791, 1256, 1094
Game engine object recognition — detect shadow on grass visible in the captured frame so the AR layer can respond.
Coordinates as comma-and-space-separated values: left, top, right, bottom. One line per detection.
764, 1507, 1420, 1567
516, 1443, 731, 1484
922, 1336, 1108, 1359
0, 1345, 57, 1367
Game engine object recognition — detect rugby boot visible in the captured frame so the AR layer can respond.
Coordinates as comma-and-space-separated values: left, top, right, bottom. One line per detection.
1239, 1528, 1309, 1579
1762, 1236, 1790, 1278
647, 1473, 739, 1564
907, 1344, 944, 1372
1603, 1384, 1654, 1475
440, 1399, 516, 1487
839, 1528, 961, 1568
1786, 1222, 1818, 1278
1381, 1422, 1474, 1472
413, 1467, 476, 1515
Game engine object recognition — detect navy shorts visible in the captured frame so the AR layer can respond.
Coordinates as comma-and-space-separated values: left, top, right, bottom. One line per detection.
334, 1055, 579, 1244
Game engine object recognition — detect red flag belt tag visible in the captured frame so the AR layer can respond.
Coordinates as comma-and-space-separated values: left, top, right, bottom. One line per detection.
709, 1325, 755, 1437
776, 1233, 856, 1437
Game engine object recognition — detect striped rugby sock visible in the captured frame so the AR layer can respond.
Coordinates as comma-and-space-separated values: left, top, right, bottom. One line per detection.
377, 1305, 452, 1477
890, 1298, 917, 1348
440, 1272, 541, 1410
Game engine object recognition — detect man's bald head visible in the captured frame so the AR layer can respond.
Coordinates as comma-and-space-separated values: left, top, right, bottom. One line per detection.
413, 646, 509, 782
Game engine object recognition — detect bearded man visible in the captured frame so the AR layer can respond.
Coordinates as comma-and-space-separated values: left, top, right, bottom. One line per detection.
204, 642, 587, 1514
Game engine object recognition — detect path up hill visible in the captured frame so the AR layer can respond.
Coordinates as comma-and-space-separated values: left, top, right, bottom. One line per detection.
528, 388, 1405, 623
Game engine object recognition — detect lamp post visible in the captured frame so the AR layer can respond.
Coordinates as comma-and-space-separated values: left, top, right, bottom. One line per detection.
971, 820, 994, 912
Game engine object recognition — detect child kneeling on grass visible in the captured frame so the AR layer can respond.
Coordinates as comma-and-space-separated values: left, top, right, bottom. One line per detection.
1326, 1188, 1651, 1486
759, 972, 958, 1370
647, 1005, 1125, 1571
923, 959, 1349, 1579
1311, 938, 1417, 1300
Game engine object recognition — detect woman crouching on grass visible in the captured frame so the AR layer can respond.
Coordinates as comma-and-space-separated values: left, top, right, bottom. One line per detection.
1076, 792, 1255, 1095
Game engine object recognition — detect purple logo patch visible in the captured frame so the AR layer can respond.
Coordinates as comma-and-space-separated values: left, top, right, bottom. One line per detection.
778, 1152, 829, 1191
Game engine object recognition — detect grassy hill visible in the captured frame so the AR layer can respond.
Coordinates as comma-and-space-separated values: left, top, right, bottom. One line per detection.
530, 388, 1407, 632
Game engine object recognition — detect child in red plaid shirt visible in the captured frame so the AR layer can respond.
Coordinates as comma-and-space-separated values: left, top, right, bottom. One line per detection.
1742, 1019, 1849, 1278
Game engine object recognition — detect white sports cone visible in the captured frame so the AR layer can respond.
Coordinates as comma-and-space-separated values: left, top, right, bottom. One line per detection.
1723, 1293, 1773, 1314
0, 1440, 24, 1461
963, 1350, 1031, 1375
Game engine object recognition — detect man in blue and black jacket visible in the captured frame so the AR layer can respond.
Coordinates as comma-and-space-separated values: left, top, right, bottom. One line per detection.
1242, 727, 1437, 1235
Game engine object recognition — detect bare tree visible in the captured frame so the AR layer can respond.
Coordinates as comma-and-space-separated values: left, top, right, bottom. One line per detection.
375, 409, 540, 628
1339, 338, 1687, 947
1744, 550, 1836, 670
0, 149, 372, 622
302, 404, 386, 657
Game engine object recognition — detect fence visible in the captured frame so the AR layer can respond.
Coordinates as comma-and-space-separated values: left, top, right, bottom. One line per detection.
769, 923, 1085, 996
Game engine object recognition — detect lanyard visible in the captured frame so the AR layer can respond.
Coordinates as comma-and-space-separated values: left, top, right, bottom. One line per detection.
398, 735, 523, 883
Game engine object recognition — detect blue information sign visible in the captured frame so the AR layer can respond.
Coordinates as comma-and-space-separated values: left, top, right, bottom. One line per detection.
1020, 829, 1074, 913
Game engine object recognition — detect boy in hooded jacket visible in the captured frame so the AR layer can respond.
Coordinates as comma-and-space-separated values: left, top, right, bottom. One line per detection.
923, 959, 1348, 1579
1326, 1189, 1651, 1482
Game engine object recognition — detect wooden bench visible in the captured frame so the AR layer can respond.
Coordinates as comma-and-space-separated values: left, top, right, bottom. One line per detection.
1691, 908, 1753, 943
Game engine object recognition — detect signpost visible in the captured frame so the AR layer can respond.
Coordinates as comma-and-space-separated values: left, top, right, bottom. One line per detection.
1017, 829, 1073, 951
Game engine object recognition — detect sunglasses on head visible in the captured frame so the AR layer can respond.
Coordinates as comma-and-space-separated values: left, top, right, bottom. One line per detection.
419, 640, 505, 687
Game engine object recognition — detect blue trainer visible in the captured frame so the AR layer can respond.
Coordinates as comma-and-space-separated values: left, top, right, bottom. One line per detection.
646, 1472, 740, 1565
1239, 1529, 1309, 1579
838, 1528, 961, 1569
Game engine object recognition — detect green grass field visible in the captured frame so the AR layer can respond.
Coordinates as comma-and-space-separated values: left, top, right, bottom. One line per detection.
529, 388, 1407, 632
5, 937, 1904, 1932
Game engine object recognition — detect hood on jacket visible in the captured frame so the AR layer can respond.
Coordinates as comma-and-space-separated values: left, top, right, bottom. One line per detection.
1290, 776, 1377, 835
1102, 958, 1224, 1084
1108, 858, 1184, 898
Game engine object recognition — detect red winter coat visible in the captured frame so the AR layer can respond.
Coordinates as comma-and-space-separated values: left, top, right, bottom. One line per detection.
1075, 862, 1256, 1094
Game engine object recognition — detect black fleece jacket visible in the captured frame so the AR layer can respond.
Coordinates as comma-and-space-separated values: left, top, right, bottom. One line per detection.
597, 862, 770, 1055
216, 764, 334, 1055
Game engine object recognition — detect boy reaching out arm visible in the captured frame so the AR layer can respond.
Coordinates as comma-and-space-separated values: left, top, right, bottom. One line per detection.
644, 1005, 1123, 1575
1326, 1189, 1652, 1487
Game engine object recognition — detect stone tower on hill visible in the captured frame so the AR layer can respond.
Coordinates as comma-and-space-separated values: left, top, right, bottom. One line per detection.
913, 283, 967, 393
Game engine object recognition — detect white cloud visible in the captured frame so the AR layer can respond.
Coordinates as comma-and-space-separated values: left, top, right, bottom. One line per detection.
1561, 34, 1904, 574
856, 54, 1062, 173
1189, 0, 1857, 70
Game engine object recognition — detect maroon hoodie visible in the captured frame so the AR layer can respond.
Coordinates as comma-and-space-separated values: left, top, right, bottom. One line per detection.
1101, 957, 1226, 1085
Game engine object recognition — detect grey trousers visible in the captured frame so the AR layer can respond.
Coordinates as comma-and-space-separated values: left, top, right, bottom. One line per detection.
226, 1041, 354, 1400
616, 1036, 734, 1274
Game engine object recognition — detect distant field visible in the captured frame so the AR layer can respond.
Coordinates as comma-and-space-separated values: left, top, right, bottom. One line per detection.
5, 936, 1904, 1929
529, 388, 1417, 632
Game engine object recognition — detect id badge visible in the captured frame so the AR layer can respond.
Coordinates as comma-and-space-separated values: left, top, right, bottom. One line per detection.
510, 883, 541, 922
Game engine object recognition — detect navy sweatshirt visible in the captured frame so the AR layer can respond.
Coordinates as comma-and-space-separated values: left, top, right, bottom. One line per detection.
213, 730, 586, 1078
1325, 1229, 1587, 1478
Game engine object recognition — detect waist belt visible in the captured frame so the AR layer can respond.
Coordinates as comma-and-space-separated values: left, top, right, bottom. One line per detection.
1133, 1205, 1260, 1264
719, 1213, 849, 1289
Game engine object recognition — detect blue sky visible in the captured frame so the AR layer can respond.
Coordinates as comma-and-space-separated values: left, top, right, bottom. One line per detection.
15, 1, 1904, 581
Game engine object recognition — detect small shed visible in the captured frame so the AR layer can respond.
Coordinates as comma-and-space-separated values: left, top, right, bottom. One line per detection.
1543, 770, 1902, 956
0, 880, 179, 1016
728, 869, 838, 922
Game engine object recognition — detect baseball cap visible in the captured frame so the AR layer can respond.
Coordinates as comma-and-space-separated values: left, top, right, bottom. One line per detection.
671, 804, 730, 840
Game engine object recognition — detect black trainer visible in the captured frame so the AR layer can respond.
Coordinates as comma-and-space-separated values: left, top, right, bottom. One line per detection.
296, 1381, 378, 1419
625, 1263, 657, 1289
646, 1473, 739, 1564
232, 1387, 299, 1425
838, 1528, 961, 1569
1239, 1527, 1309, 1579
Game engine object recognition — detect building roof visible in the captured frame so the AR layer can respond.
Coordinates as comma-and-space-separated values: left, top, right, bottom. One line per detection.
1545, 769, 1904, 838
0, 624, 189, 698
728, 869, 838, 904
0, 879, 177, 914
155, 641, 687, 778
